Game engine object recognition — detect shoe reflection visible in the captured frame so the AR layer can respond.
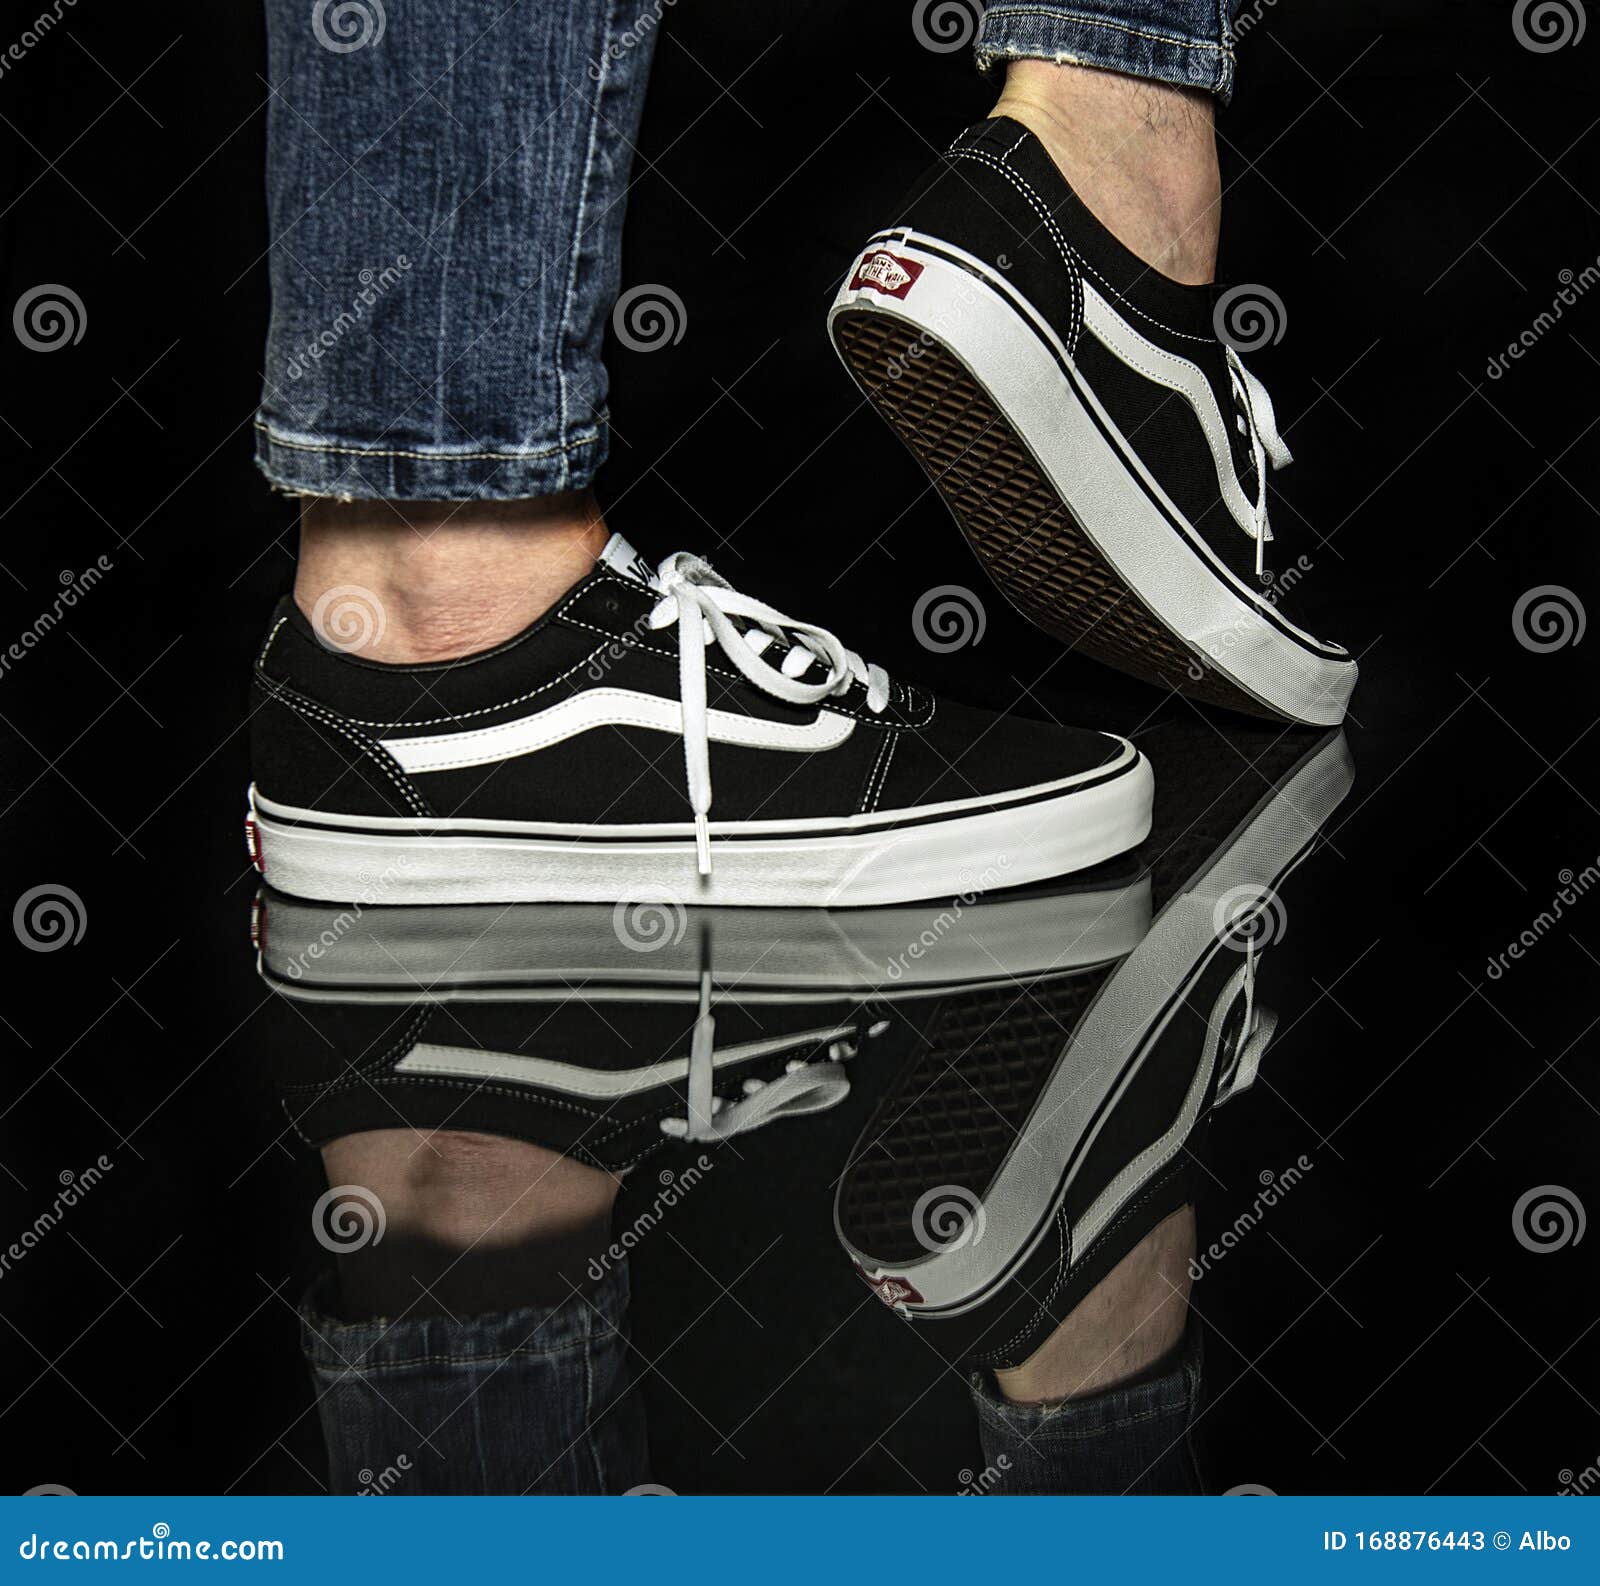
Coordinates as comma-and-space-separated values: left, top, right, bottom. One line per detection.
254, 722, 1351, 1494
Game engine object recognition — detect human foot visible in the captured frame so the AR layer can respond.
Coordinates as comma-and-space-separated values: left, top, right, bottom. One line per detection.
247, 534, 1153, 907
294, 492, 608, 664
992, 61, 1220, 286
829, 120, 1357, 726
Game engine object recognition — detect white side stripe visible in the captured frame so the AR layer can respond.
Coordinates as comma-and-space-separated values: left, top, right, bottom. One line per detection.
1079, 281, 1262, 544
381, 687, 855, 774
395, 1029, 856, 1098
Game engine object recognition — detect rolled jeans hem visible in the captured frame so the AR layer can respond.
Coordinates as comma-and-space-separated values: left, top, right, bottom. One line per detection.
976, 6, 1236, 104
253, 419, 606, 502
968, 1324, 1205, 1494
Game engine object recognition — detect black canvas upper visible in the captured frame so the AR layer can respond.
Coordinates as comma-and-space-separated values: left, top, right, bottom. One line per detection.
834, 721, 1345, 1367
250, 555, 1126, 825
886, 116, 1304, 599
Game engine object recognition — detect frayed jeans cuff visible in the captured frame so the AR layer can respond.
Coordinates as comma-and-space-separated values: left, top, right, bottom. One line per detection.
976, 5, 1236, 104
253, 418, 606, 502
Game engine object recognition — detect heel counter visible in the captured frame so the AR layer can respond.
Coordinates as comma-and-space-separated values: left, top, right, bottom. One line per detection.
250, 677, 432, 819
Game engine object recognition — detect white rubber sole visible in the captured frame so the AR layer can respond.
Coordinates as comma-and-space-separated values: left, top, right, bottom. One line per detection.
837, 729, 1355, 1318
257, 874, 1152, 1002
247, 752, 1153, 908
829, 233, 1357, 727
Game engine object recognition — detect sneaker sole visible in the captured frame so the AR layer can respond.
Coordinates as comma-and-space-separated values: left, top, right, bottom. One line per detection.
836, 728, 1354, 1319
830, 232, 1357, 727
245, 749, 1153, 908
255, 875, 1152, 1002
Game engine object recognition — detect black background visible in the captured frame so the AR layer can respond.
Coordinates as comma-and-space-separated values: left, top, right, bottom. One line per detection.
1, 0, 1597, 1496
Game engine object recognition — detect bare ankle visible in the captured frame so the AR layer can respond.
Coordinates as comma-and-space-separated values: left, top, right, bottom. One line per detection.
992, 62, 1221, 285
293, 492, 608, 663
320, 1129, 622, 1317
995, 1206, 1195, 1404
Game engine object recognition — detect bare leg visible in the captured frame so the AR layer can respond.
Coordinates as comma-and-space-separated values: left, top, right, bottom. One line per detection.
320, 1129, 620, 1318
992, 63, 1221, 285
996, 1206, 1195, 1404
294, 494, 609, 664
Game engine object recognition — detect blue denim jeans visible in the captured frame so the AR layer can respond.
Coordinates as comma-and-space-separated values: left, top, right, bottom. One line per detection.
978, 4, 1240, 103
255, 2, 1241, 501
304, 1259, 1203, 1494
970, 1326, 1205, 1495
300, 1264, 649, 1496
256, 0, 659, 500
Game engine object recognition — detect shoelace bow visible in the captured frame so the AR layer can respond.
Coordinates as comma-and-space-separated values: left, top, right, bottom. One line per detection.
659, 959, 887, 1142
647, 552, 890, 876
1225, 347, 1294, 577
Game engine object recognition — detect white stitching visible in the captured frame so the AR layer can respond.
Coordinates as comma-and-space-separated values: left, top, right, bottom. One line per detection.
963, 144, 1214, 348
265, 685, 432, 816
256, 615, 289, 671
254, 420, 600, 465
863, 729, 900, 814
859, 729, 895, 815
949, 147, 1084, 357
343, 641, 616, 729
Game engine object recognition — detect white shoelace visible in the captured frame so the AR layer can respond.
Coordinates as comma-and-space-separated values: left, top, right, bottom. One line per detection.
658, 961, 886, 1142
646, 552, 891, 875
1214, 923, 1277, 1105
1225, 348, 1294, 577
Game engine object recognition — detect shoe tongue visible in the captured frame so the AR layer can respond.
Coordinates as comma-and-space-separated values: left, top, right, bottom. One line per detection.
598, 532, 660, 591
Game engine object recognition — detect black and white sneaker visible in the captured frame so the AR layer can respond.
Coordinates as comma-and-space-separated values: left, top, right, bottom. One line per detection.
253, 867, 1150, 1162
830, 117, 1357, 728
833, 724, 1354, 1365
246, 534, 1152, 907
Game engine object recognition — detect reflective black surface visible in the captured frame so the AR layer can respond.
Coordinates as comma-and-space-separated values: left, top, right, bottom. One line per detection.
2, 3, 1597, 1497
